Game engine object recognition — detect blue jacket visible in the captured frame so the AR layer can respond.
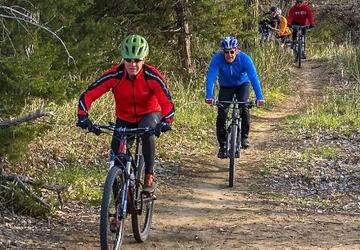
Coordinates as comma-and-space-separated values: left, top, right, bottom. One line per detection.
205, 51, 264, 100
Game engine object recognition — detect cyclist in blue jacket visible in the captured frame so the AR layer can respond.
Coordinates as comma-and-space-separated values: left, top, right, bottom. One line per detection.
205, 36, 265, 158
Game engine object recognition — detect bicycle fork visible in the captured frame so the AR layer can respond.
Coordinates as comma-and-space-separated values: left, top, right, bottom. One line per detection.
118, 159, 132, 219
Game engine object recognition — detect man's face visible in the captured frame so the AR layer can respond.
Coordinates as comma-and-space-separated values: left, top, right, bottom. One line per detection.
223, 48, 237, 63
124, 58, 145, 76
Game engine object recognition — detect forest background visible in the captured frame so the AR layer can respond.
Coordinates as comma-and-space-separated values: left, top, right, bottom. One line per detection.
1, 0, 359, 215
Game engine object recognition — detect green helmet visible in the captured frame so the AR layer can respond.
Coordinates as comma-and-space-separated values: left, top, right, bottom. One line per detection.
120, 34, 149, 60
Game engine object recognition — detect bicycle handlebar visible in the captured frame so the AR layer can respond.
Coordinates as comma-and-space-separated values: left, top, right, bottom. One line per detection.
87, 122, 171, 136
265, 23, 277, 31
214, 100, 256, 108
98, 125, 153, 134
291, 25, 311, 31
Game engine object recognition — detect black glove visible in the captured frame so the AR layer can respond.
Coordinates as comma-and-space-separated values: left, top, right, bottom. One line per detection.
76, 115, 92, 130
89, 124, 102, 136
161, 122, 171, 133
309, 24, 314, 28
154, 122, 171, 137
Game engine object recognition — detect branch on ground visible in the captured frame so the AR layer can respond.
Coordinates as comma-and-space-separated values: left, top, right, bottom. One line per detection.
1, 173, 69, 208
0, 108, 54, 128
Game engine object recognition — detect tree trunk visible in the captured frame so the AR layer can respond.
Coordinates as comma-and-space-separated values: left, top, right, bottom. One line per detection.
243, 0, 259, 49
175, 0, 194, 75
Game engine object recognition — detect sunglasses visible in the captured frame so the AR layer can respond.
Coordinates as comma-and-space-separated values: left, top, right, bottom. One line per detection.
224, 50, 235, 55
124, 58, 143, 63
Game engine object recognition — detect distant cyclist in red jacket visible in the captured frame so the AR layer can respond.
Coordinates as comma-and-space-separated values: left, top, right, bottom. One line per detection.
287, 0, 315, 58
76, 34, 175, 193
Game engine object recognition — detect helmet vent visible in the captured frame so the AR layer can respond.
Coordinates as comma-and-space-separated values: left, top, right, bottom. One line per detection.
120, 34, 149, 59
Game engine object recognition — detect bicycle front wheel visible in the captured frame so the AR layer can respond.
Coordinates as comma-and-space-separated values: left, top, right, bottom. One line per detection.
100, 166, 126, 250
297, 38, 302, 68
131, 155, 154, 242
229, 124, 237, 187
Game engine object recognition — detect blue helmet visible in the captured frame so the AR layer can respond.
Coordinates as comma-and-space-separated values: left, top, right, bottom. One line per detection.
220, 36, 238, 49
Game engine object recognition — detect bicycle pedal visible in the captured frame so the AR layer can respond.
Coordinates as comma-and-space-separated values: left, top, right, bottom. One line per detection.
110, 218, 120, 233
142, 192, 157, 201
143, 192, 157, 200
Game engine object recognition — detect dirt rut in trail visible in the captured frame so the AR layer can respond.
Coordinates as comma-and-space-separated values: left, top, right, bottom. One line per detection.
1, 59, 360, 250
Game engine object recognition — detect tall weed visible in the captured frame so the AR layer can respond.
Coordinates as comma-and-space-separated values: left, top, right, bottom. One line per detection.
288, 45, 360, 134
250, 43, 292, 106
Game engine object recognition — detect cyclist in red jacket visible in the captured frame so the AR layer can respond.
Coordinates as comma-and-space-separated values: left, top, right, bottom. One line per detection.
287, 0, 315, 58
76, 34, 175, 193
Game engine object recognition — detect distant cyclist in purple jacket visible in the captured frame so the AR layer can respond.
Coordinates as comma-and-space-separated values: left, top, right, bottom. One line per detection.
205, 36, 265, 158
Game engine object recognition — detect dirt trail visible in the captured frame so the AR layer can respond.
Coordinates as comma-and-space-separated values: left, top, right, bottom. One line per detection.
135, 59, 360, 250
2, 59, 360, 250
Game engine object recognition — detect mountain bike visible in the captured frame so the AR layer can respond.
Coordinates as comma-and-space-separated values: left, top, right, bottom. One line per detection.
258, 22, 273, 43
215, 99, 254, 187
87, 123, 169, 250
292, 25, 310, 68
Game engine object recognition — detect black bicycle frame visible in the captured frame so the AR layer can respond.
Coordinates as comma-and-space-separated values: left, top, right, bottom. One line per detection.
109, 133, 143, 219
217, 98, 250, 155
227, 101, 241, 153
292, 25, 309, 67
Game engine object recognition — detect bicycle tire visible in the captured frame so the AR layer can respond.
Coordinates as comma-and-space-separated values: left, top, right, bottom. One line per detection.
298, 36, 302, 68
293, 40, 298, 60
236, 124, 241, 159
131, 154, 154, 242
100, 166, 126, 250
229, 124, 237, 187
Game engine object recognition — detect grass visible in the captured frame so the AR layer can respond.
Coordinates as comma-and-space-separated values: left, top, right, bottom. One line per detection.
49, 166, 106, 205
286, 45, 360, 136
251, 42, 292, 107
301, 145, 340, 161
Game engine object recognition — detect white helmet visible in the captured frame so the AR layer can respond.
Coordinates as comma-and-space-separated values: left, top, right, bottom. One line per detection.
276, 7, 282, 16
271, 6, 282, 16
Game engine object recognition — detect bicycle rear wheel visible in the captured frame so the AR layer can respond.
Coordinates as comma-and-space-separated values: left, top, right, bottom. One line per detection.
131, 155, 154, 242
100, 166, 126, 250
229, 124, 237, 187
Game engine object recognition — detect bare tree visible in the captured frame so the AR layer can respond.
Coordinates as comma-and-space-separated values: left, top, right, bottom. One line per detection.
1, 4, 68, 127
0, 4, 74, 64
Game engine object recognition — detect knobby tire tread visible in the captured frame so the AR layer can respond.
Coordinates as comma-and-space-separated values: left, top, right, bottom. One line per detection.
131, 155, 154, 242
229, 124, 237, 187
298, 37, 302, 68
100, 166, 125, 250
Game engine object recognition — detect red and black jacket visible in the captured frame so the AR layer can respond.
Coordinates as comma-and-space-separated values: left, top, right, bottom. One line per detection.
287, 3, 315, 26
78, 63, 175, 123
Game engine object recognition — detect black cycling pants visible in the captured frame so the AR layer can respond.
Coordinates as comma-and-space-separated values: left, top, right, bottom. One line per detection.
292, 22, 307, 52
216, 84, 250, 148
111, 112, 161, 174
